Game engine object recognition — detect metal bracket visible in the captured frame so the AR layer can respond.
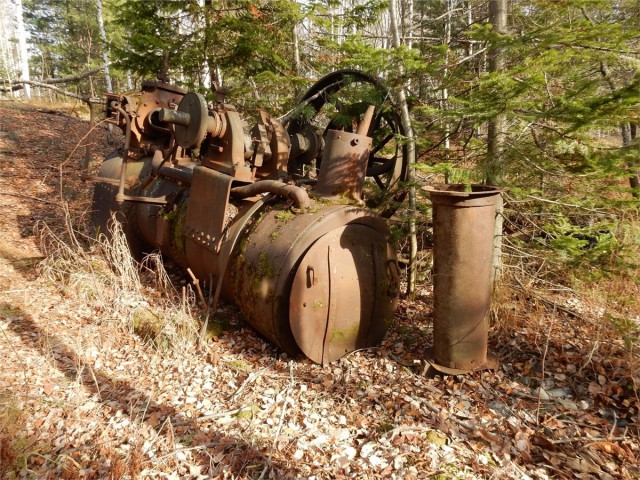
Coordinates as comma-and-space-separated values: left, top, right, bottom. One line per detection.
184, 166, 233, 252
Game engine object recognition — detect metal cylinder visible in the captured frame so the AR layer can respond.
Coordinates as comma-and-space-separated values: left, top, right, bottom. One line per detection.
92, 157, 400, 365
315, 129, 372, 201
425, 184, 503, 374
226, 203, 399, 365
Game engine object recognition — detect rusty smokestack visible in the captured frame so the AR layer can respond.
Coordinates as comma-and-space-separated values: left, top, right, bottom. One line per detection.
425, 184, 505, 374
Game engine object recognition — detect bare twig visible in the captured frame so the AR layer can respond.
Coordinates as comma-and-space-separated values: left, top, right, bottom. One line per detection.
171, 408, 245, 427
259, 362, 294, 480
536, 312, 555, 425
0, 192, 61, 205
230, 363, 275, 401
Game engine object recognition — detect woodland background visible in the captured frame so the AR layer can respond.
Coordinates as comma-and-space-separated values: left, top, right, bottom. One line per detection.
0, 1, 639, 479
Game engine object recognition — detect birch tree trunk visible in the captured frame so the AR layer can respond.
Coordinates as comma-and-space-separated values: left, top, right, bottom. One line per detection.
15, 0, 30, 100
0, 6, 17, 95
389, 0, 417, 297
443, 0, 452, 153
96, 0, 112, 93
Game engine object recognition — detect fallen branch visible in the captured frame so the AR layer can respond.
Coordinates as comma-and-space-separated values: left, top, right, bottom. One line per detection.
1, 64, 109, 92
2, 80, 101, 104
171, 408, 244, 427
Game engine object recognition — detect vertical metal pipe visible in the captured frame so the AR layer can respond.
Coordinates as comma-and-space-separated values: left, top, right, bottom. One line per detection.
112, 101, 131, 203
425, 184, 504, 374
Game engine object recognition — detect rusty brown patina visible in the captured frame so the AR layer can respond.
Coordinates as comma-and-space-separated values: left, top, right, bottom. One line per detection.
90, 71, 405, 364
424, 184, 505, 374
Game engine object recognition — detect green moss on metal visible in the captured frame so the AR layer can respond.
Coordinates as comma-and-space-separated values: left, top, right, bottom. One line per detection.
165, 202, 187, 255
257, 251, 273, 279
275, 209, 294, 222
312, 299, 326, 310
331, 323, 359, 342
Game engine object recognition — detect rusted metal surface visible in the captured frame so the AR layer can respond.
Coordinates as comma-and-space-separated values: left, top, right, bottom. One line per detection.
185, 166, 233, 253
425, 184, 504, 374
105, 81, 185, 152
290, 222, 398, 364
91, 71, 404, 364
316, 129, 372, 201
227, 204, 397, 363
229, 181, 310, 211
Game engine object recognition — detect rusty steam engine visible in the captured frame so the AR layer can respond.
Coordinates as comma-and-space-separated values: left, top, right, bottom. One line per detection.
91, 70, 408, 365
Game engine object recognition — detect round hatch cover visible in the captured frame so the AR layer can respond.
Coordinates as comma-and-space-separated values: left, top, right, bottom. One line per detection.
289, 223, 394, 364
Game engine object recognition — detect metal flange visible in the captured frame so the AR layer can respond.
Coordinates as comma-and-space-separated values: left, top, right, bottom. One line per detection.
174, 92, 209, 149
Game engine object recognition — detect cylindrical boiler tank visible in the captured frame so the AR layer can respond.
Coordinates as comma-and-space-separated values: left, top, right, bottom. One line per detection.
226, 202, 399, 364
91, 156, 400, 365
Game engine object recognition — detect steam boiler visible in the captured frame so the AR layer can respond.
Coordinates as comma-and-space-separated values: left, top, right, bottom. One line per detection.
90, 70, 408, 364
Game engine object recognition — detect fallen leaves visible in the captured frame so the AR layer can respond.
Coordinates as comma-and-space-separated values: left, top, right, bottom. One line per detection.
0, 105, 639, 479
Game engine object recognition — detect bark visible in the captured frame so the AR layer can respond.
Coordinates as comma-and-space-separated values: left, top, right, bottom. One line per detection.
443, 0, 452, 152
598, 61, 640, 197
293, 20, 301, 96
96, 0, 113, 93
15, 0, 30, 100
583, 9, 639, 197
389, 0, 417, 297
83, 101, 95, 170
0, 5, 17, 92
293, 22, 301, 76
486, 0, 507, 183
487, 0, 508, 288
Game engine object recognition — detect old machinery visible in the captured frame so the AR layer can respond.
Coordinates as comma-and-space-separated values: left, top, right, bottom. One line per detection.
91, 70, 407, 364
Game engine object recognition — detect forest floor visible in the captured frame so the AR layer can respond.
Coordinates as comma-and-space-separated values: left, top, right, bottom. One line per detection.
0, 102, 639, 479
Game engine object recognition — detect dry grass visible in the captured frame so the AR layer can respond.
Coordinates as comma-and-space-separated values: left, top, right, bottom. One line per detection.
37, 210, 200, 351
0, 97, 92, 120
489, 204, 640, 397
0, 393, 46, 479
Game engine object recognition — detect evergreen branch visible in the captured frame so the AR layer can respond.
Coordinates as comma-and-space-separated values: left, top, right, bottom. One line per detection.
557, 43, 640, 60
521, 193, 609, 214
531, 122, 626, 152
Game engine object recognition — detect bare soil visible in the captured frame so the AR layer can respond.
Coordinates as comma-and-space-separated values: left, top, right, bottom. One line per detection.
0, 103, 638, 479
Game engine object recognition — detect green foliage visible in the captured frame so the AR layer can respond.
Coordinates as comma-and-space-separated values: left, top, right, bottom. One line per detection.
542, 216, 618, 266
25, 0, 101, 79
17, 0, 640, 294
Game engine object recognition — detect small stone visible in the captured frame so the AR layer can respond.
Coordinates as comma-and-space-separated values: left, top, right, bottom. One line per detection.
533, 387, 550, 401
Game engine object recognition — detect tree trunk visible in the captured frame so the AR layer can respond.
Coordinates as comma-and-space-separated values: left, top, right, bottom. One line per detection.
83, 100, 95, 170
0, 5, 16, 93
487, 0, 508, 287
486, 0, 507, 183
96, 0, 112, 93
598, 61, 639, 198
389, 0, 417, 297
443, 0, 452, 153
293, 20, 301, 96
15, 0, 30, 100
